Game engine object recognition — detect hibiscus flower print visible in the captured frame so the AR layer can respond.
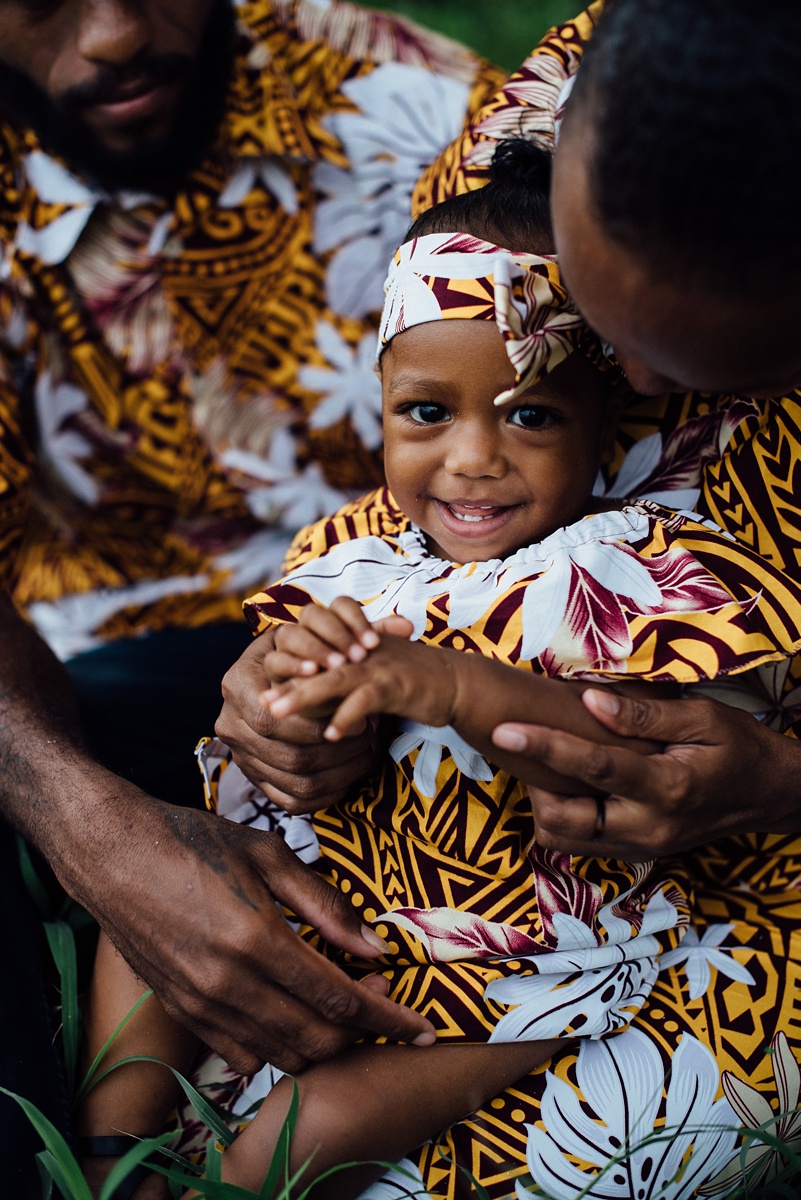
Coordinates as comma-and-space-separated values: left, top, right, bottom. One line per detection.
520, 1029, 738, 1199
699, 1030, 801, 1196
300, 321, 383, 450
313, 63, 472, 317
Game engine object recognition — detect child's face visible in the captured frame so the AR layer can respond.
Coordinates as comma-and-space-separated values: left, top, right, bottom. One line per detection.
382, 320, 618, 562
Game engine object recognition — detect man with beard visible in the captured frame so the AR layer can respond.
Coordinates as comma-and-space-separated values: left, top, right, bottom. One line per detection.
0, 1, 502, 1190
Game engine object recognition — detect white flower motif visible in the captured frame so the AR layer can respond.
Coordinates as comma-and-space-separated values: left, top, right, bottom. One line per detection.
389, 719, 493, 798
34, 368, 99, 505
313, 63, 471, 317
519, 1029, 738, 1199
300, 322, 383, 450
659, 924, 756, 1001
213, 527, 295, 594
700, 1030, 801, 1195
486, 888, 679, 1042
218, 158, 299, 214
17, 150, 157, 264
221, 427, 349, 530
28, 574, 210, 660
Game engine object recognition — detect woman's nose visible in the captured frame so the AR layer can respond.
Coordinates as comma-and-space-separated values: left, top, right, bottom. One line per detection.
614, 349, 680, 396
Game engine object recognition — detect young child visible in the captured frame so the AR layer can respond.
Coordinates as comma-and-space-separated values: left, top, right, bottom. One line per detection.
78, 143, 801, 1200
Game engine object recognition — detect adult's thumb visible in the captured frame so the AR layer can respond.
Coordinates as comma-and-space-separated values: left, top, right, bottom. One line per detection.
582, 687, 701, 744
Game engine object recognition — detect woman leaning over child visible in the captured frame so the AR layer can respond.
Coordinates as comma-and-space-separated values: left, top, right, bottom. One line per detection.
79, 143, 801, 1200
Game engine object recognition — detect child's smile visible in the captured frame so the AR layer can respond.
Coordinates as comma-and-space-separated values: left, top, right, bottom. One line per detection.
382, 321, 619, 563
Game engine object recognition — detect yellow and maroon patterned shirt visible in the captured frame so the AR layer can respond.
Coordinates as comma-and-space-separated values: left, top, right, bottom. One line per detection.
0, 0, 503, 658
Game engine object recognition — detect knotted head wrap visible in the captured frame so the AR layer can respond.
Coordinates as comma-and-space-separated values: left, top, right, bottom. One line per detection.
377, 232, 602, 406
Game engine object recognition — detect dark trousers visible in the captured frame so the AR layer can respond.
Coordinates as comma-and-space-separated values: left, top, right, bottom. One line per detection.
0, 622, 250, 1196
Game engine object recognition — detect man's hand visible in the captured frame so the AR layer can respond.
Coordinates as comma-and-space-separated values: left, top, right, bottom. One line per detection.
216, 629, 378, 815
492, 689, 801, 859
216, 614, 414, 813
59, 786, 436, 1076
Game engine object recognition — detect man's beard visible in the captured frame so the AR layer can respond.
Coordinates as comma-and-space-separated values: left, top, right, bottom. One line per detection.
0, 0, 236, 195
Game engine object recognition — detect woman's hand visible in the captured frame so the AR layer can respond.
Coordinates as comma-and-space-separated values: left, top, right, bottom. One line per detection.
492, 688, 801, 858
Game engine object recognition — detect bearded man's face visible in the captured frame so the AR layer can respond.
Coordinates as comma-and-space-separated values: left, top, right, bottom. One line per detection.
0, 0, 235, 192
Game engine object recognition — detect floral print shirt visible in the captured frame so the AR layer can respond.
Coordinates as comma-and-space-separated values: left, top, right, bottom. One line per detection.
0, 0, 503, 659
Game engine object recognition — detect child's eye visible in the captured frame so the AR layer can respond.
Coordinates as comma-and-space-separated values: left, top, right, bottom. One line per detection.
405, 402, 449, 425
508, 405, 557, 430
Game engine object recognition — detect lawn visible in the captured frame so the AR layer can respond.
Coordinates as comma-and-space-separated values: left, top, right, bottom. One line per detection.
374, 0, 582, 70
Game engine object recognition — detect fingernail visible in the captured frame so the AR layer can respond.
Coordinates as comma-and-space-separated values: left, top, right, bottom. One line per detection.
360, 924, 390, 953
324, 724, 342, 741
270, 696, 293, 716
492, 725, 527, 751
348, 644, 366, 662
585, 689, 620, 716
300, 660, 318, 675
260, 688, 278, 704
412, 1030, 436, 1046
327, 652, 346, 668
361, 629, 379, 649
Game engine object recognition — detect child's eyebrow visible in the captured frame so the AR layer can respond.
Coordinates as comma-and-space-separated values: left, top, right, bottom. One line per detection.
383, 373, 450, 398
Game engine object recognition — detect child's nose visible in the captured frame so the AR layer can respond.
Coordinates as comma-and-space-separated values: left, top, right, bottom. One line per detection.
444, 427, 506, 478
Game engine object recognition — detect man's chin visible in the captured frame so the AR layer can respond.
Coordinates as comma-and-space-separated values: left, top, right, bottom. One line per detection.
0, 0, 235, 195
54, 117, 201, 194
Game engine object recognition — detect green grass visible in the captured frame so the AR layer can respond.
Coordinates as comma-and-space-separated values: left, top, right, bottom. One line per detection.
373, 0, 583, 71
6, 911, 798, 1200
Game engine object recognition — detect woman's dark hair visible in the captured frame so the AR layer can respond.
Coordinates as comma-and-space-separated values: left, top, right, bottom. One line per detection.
567, 0, 801, 291
406, 138, 553, 253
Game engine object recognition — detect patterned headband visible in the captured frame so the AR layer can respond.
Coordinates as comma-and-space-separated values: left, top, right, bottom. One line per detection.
377, 232, 588, 406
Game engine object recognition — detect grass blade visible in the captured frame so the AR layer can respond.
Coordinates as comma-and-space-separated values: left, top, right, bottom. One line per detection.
16, 835, 52, 917
0, 1087, 92, 1200
258, 1079, 299, 1199
34, 1151, 54, 1200
98, 1133, 176, 1200
44, 921, 79, 1096
205, 1140, 223, 1183
75, 989, 154, 1105
84, 1056, 236, 1147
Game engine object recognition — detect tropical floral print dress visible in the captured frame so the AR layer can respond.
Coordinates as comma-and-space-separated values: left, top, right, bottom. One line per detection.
190, 488, 801, 1199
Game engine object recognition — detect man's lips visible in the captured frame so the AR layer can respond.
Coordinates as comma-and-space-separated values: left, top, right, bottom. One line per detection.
84, 79, 180, 127
434, 499, 520, 537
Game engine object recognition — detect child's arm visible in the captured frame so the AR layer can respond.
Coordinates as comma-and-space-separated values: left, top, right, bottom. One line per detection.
264, 600, 669, 795
192, 1036, 562, 1200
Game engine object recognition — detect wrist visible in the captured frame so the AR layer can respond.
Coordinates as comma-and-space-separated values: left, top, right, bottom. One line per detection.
30, 751, 155, 902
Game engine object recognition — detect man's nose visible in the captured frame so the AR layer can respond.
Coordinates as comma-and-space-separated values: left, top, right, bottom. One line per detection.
77, 0, 153, 67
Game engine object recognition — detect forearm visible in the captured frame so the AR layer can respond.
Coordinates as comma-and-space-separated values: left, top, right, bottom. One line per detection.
217, 1038, 561, 1199
0, 593, 160, 896
442, 650, 662, 792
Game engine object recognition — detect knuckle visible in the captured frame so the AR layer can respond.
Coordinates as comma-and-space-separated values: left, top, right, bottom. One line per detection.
317, 988, 362, 1026
582, 747, 614, 786
660, 768, 690, 813
533, 795, 571, 839
296, 1029, 338, 1064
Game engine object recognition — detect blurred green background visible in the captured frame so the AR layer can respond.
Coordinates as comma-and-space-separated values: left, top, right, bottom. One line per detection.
374, 1, 581, 71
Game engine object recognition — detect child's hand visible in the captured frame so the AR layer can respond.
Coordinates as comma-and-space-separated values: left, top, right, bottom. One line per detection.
266, 597, 382, 683
264, 637, 460, 740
